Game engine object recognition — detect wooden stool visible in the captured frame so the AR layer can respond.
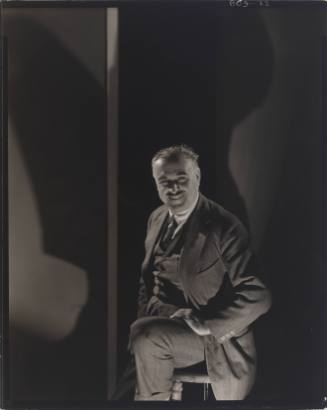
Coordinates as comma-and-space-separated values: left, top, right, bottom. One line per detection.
172, 371, 211, 401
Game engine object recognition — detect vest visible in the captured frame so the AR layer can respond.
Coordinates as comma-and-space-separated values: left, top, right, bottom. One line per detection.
149, 217, 189, 308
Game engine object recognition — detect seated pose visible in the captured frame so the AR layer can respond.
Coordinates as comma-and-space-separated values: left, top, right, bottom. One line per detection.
129, 144, 271, 401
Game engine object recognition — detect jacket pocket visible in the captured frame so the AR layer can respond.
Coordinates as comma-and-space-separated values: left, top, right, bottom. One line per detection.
191, 268, 224, 305
197, 237, 222, 273
197, 256, 220, 274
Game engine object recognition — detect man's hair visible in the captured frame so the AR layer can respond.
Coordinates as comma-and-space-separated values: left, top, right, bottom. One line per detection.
151, 145, 199, 168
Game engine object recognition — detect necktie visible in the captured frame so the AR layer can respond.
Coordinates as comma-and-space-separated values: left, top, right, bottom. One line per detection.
161, 215, 177, 249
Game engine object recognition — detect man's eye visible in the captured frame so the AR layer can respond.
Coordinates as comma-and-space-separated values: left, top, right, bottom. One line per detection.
178, 178, 187, 184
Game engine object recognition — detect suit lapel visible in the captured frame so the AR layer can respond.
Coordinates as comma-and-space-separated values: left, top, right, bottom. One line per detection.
179, 194, 211, 304
142, 207, 168, 272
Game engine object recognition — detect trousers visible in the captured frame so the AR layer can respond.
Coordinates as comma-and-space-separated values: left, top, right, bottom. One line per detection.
130, 316, 205, 400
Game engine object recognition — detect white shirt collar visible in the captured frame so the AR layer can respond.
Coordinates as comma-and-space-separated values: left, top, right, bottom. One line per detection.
168, 192, 199, 226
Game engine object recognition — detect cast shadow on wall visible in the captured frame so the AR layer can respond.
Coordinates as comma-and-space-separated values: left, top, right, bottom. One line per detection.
6, 17, 107, 400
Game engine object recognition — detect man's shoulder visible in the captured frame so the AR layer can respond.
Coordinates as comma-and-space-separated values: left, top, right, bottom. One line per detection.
199, 195, 248, 239
147, 203, 167, 224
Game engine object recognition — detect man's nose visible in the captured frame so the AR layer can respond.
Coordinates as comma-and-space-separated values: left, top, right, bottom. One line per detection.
168, 182, 179, 192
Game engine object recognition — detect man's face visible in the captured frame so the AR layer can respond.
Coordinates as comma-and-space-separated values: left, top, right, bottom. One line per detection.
152, 156, 201, 213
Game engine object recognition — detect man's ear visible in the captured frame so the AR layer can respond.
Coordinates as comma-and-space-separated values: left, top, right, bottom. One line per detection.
196, 167, 201, 183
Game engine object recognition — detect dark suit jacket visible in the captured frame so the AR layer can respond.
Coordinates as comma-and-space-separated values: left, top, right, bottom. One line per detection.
137, 193, 271, 400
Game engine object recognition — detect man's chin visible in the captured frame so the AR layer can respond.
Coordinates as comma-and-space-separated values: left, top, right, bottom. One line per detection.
166, 199, 186, 211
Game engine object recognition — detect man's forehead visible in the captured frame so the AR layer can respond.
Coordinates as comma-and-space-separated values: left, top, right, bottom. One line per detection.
153, 157, 193, 172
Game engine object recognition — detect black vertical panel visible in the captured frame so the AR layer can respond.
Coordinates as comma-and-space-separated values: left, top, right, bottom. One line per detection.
1, 36, 9, 405
118, 4, 217, 375
117, 5, 274, 379
323, 36, 327, 405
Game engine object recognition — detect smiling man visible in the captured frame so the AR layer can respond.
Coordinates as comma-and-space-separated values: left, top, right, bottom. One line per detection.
153, 151, 200, 214
129, 145, 271, 401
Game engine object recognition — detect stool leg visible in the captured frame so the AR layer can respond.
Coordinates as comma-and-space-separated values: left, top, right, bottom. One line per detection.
203, 383, 209, 401
134, 384, 139, 400
172, 381, 183, 401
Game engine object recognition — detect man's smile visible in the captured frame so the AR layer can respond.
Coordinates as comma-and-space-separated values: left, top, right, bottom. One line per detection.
168, 192, 184, 200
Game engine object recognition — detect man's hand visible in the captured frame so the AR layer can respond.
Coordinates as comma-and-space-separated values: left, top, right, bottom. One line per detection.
170, 308, 193, 319
170, 309, 211, 336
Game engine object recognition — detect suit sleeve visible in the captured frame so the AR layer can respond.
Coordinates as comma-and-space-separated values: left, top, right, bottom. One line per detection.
204, 221, 272, 342
136, 213, 154, 319
136, 275, 149, 318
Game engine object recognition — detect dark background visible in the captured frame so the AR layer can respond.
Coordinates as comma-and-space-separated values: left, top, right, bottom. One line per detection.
118, 5, 326, 404
3, 3, 326, 406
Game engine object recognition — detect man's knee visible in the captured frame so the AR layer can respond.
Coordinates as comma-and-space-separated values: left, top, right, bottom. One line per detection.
130, 322, 170, 355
